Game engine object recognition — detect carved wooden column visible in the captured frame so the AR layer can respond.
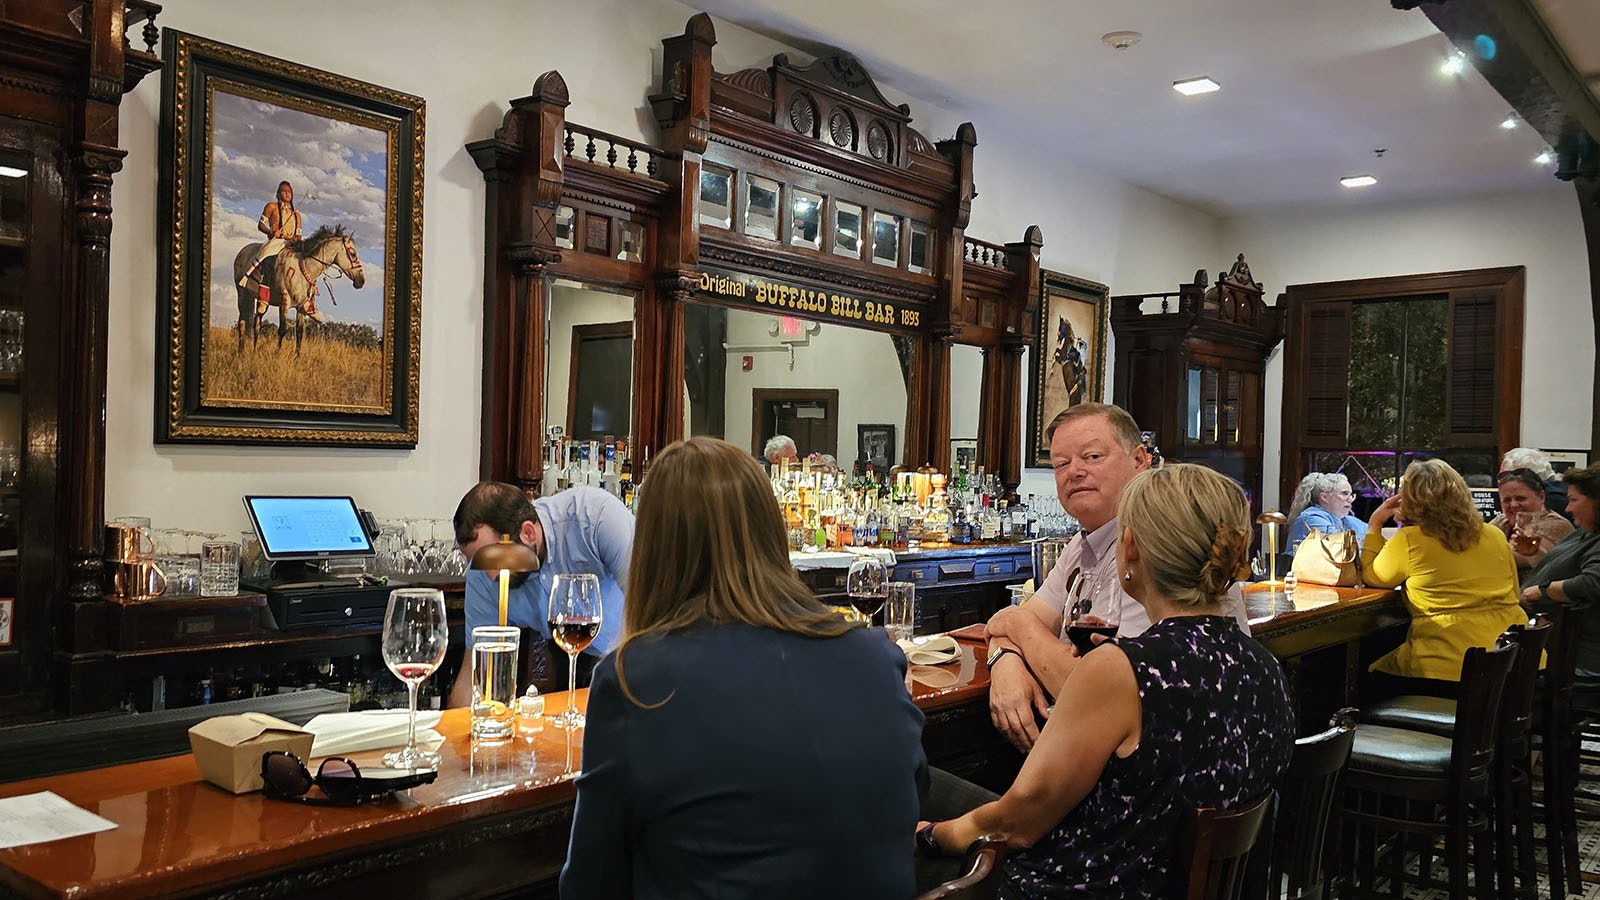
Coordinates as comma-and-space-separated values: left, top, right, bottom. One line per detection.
469, 72, 569, 489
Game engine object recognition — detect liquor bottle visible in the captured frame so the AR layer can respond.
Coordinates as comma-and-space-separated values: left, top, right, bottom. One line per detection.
541, 429, 562, 497
784, 481, 804, 552
978, 500, 1001, 542
620, 451, 635, 508
950, 503, 971, 544
1025, 494, 1040, 539
603, 438, 621, 496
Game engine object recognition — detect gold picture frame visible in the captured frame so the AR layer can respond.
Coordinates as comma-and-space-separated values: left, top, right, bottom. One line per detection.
1028, 270, 1109, 467
155, 31, 424, 446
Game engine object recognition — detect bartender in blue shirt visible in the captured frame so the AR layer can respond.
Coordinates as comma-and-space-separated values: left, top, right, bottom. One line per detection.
447, 481, 633, 708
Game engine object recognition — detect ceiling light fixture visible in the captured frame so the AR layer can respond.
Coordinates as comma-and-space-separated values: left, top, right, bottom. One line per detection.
1172, 77, 1220, 96
0, 165, 25, 179
1535, 150, 1554, 166
1101, 31, 1142, 51
1500, 115, 1519, 130
1440, 50, 1467, 76
1339, 175, 1377, 188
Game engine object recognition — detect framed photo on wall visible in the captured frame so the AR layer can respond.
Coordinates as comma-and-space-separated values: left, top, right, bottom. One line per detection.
155, 31, 424, 446
1028, 270, 1109, 467
1546, 450, 1589, 474
858, 424, 896, 472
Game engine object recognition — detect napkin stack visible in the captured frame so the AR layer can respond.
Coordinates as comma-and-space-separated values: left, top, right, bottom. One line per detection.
896, 634, 961, 665
304, 710, 444, 757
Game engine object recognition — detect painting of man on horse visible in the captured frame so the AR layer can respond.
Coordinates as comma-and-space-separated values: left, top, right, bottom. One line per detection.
232, 220, 365, 355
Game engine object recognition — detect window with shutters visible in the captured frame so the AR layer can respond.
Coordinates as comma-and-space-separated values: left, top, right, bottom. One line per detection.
1279, 268, 1523, 509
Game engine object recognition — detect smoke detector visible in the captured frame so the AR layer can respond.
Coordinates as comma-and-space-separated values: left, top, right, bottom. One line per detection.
1101, 31, 1143, 51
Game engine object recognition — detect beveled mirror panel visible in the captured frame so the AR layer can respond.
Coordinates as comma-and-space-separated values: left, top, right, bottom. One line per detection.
745, 174, 780, 240
699, 164, 733, 230
554, 205, 575, 250
791, 188, 822, 250
833, 201, 862, 259
684, 300, 913, 472
872, 211, 899, 267
908, 222, 931, 274
546, 279, 637, 443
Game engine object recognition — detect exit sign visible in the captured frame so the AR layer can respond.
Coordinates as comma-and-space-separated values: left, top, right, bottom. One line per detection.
779, 316, 806, 337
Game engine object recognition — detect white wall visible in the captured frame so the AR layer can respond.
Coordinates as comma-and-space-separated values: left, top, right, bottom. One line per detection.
1222, 185, 1592, 509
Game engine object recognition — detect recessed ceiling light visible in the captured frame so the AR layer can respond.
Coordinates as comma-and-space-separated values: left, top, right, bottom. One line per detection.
0, 166, 25, 179
1340, 175, 1377, 188
1440, 50, 1467, 76
1172, 77, 1220, 96
1500, 115, 1519, 130
1535, 150, 1554, 166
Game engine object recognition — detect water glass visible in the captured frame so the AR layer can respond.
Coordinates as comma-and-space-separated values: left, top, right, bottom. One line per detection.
240, 530, 271, 581
200, 539, 240, 596
885, 581, 916, 643
471, 625, 521, 741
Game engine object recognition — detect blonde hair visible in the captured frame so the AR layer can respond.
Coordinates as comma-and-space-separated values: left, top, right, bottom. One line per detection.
1399, 458, 1482, 553
1118, 463, 1251, 608
616, 437, 857, 705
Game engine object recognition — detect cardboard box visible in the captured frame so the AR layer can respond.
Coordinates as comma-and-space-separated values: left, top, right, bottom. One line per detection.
189, 713, 314, 794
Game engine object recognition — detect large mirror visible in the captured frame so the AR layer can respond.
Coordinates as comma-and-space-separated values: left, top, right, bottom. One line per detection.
684, 300, 914, 473
949, 344, 983, 472
546, 279, 637, 444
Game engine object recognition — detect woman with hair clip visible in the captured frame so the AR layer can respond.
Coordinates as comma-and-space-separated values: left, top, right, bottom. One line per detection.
560, 437, 927, 899
916, 464, 1294, 899
1360, 458, 1526, 701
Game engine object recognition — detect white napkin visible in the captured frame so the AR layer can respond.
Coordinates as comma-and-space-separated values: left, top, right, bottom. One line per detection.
846, 546, 897, 566
304, 710, 444, 757
897, 634, 960, 665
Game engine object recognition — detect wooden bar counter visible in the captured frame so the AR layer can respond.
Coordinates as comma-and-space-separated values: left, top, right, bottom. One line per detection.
0, 585, 1403, 899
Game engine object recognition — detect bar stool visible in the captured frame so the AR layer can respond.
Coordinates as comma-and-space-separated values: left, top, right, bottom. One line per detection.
1532, 602, 1595, 896
1172, 790, 1275, 900
1340, 637, 1518, 898
1358, 617, 1552, 898
1245, 709, 1358, 900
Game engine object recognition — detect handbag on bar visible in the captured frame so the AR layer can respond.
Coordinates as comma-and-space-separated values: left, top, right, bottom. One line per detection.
1291, 527, 1364, 587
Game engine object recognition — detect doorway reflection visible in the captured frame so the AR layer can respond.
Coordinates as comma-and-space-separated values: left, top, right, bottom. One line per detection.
546, 279, 636, 442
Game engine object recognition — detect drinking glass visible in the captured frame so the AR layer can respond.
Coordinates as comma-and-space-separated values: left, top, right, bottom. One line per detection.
885, 581, 916, 643
846, 556, 888, 626
199, 539, 240, 596
1063, 573, 1119, 656
547, 573, 602, 729
381, 588, 449, 768
471, 625, 521, 741
1513, 512, 1541, 556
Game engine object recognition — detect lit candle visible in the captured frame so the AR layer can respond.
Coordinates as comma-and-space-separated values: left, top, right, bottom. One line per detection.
498, 568, 510, 627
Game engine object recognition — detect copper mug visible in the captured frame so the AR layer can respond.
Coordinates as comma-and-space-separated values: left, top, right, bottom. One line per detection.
112, 559, 168, 600
106, 523, 156, 563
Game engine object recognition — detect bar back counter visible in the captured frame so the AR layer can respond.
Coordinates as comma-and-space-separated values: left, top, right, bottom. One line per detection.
0, 584, 1400, 900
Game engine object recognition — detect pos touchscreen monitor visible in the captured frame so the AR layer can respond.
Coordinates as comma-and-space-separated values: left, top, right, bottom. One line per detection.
243, 495, 374, 561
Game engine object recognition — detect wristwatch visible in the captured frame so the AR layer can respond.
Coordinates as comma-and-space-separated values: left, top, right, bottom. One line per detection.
986, 645, 1020, 668
916, 821, 942, 858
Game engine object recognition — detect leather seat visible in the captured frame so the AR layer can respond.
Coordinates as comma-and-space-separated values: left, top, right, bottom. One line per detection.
1360, 695, 1456, 736
1347, 724, 1451, 778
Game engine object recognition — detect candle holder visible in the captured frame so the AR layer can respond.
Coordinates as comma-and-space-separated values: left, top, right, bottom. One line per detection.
1256, 511, 1289, 586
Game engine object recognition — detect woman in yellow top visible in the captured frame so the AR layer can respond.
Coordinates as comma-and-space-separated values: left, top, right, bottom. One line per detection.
1360, 458, 1526, 701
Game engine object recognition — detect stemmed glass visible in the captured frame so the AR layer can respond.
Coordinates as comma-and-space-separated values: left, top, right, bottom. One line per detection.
1063, 574, 1119, 656
381, 588, 449, 769
547, 573, 602, 729
846, 556, 888, 627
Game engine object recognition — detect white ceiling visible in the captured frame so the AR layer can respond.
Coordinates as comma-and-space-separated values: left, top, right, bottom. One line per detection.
691, 0, 1569, 217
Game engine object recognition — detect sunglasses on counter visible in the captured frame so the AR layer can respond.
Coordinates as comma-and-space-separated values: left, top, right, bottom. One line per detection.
260, 750, 437, 806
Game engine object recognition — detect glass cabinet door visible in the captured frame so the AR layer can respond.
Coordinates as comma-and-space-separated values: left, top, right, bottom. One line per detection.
0, 143, 26, 560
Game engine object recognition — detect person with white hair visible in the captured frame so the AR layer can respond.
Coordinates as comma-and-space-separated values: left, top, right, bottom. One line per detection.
1285, 471, 1368, 549
1501, 447, 1569, 519
762, 435, 798, 469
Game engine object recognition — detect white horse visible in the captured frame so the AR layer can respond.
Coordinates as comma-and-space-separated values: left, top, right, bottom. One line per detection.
232, 225, 365, 355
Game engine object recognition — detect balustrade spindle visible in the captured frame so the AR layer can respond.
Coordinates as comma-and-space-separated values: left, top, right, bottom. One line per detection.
563, 127, 575, 158
627, 148, 638, 174
585, 137, 597, 163
606, 143, 618, 168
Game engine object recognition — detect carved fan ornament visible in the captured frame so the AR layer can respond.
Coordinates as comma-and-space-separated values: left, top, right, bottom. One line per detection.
866, 122, 891, 161
828, 108, 854, 149
788, 94, 815, 137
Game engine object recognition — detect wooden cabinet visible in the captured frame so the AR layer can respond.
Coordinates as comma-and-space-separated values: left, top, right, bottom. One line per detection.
0, 0, 162, 722
1111, 256, 1284, 515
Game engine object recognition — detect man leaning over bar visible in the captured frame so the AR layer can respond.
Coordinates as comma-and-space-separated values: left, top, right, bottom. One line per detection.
447, 481, 633, 708
983, 403, 1249, 753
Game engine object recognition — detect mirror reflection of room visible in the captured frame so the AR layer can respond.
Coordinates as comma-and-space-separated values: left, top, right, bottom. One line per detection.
543, 279, 636, 495
683, 302, 912, 473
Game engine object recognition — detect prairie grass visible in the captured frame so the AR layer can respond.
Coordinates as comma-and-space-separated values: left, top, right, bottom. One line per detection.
201, 325, 385, 409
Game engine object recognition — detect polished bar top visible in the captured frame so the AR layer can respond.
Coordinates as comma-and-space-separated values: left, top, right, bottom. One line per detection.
0, 700, 587, 899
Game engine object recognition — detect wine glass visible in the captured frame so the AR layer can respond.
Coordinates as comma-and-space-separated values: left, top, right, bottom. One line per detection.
381, 587, 449, 769
547, 573, 602, 729
1063, 573, 1119, 657
846, 556, 888, 626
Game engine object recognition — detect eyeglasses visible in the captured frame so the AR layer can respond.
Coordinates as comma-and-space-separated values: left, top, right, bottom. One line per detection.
1334, 490, 1354, 498
260, 750, 437, 806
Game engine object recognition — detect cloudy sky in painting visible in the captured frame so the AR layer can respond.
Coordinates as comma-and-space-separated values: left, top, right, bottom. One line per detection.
208, 89, 387, 329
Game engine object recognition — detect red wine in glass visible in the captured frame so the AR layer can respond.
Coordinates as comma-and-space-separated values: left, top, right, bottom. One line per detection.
1066, 620, 1118, 656
550, 618, 600, 656
849, 590, 887, 622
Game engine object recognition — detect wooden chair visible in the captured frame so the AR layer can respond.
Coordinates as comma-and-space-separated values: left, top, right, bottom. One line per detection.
1246, 709, 1358, 900
1534, 602, 1594, 897
1170, 790, 1275, 900
1359, 617, 1552, 898
915, 837, 1007, 900
1341, 638, 1518, 898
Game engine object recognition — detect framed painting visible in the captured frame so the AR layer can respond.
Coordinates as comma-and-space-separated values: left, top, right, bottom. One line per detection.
155, 31, 424, 446
857, 423, 896, 472
1028, 270, 1109, 467
1546, 450, 1589, 474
